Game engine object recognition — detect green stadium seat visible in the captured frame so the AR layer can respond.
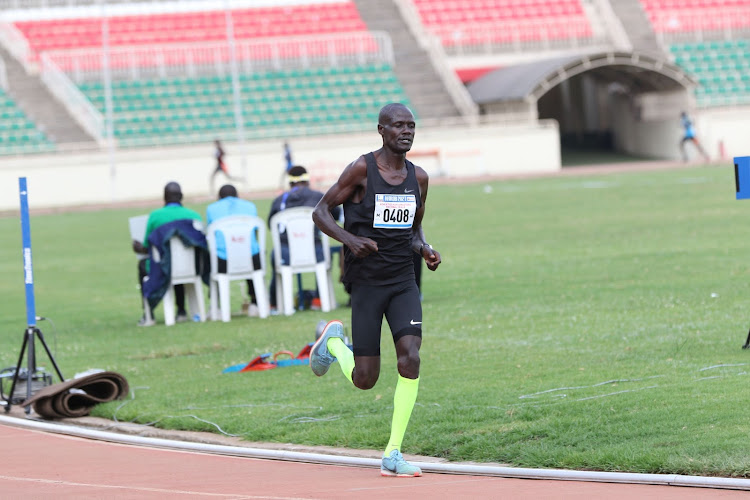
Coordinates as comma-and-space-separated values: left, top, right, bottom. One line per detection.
74, 63, 411, 148
0, 91, 55, 154
670, 38, 750, 109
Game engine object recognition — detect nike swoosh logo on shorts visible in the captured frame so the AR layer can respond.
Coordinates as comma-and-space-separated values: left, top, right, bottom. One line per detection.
410, 320, 422, 325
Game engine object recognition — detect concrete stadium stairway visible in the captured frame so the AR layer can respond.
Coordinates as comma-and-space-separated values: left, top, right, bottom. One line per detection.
608, 0, 664, 57
351, 0, 461, 120
0, 46, 95, 146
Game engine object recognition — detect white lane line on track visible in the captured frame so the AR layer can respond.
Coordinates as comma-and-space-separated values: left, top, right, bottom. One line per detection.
0, 474, 309, 500
2, 415, 750, 491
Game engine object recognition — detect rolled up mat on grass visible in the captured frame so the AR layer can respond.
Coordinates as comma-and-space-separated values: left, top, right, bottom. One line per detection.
22, 371, 129, 419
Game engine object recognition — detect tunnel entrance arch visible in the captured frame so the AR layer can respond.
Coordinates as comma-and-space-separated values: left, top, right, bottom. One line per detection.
467, 51, 696, 162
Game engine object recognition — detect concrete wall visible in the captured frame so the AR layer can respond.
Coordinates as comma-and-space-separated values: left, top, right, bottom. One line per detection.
611, 94, 682, 160
0, 120, 560, 212
611, 99, 750, 162
700, 107, 750, 161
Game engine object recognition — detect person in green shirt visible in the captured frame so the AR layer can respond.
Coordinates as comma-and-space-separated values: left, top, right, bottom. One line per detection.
132, 182, 203, 326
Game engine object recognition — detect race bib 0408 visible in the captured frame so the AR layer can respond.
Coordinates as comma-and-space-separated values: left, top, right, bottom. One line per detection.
373, 194, 417, 229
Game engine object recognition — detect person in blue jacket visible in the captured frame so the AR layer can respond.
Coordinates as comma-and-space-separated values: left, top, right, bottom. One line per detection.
206, 184, 262, 315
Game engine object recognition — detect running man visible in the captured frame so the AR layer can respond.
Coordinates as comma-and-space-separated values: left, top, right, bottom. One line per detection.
310, 103, 441, 477
210, 139, 242, 194
679, 111, 709, 163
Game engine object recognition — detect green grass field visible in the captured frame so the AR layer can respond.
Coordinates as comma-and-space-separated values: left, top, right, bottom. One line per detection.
1, 164, 749, 477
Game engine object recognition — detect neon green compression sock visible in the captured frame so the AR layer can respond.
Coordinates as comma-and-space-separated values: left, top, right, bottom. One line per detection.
384, 375, 420, 456
327, 337, 354, 384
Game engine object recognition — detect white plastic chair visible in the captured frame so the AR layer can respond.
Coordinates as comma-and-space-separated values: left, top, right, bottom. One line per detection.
270, 206, 335, 316
206, 215, 269, 322
144, 235, 207, 326
128, 214, 148, 249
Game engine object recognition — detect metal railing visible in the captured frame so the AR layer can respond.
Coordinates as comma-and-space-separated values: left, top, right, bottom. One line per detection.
0, 0, 330, 8
39, 52, 104, 143
42, 31, 393, 84
0, 0, 195, 6
653, 8, 750, 45
396, 0, 479, 122
431, 17, 610, 57
37, 31, 395, 147
696, 93, 750, 109
0, 21, 32, 73
0, 55, 7, 91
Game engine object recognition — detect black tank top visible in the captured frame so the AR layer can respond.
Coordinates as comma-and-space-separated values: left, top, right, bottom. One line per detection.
342, 152, 422, 286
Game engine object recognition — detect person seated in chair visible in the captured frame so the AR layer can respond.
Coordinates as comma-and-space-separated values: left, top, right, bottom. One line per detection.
206, 184, 262, 316
132, 181, 204, 326
267, 165, 341, 312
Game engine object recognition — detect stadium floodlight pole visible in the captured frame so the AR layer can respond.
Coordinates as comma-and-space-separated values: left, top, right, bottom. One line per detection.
224, 0, 248, 186
3, 178, 64, 415
100, 0, 117, 202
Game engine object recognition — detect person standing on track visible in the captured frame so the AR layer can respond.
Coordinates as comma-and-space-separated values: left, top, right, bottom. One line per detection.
310, 102, 441, 478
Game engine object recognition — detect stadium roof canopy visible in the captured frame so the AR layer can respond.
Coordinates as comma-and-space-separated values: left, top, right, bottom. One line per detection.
466, 51, 695, 104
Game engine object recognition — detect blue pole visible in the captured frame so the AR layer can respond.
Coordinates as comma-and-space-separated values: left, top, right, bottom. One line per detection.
19, 177, 36, 327
735, 156, 750, 200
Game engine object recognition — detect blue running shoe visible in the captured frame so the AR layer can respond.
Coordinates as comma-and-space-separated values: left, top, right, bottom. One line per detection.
380, 450, 422, 477
310, 320, 345, 376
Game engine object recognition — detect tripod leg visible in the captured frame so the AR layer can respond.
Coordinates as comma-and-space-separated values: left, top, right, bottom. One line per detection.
743, 328, 750, 349
4, 329, 30, 412
34, 328, 64, 381
24, 327, 36, 413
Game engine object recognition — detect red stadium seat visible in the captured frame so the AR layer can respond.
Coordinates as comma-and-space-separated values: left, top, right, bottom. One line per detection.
411, 0, 594, 49
640, 0, 750, 33
14, 1, 369, 60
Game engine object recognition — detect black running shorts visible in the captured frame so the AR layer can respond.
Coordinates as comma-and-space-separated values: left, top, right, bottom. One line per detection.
349, 280, 422, 357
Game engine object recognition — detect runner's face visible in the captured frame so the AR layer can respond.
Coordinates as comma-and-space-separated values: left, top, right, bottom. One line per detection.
380, 108, 415, 154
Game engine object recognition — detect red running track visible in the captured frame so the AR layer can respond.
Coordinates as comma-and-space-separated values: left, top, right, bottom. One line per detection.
0, 423, 747, 499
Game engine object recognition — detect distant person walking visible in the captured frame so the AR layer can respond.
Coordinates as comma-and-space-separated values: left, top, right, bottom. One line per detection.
679, 111, 709, 163
211, 139, 242, 194
284, 141, 294, 172
280, 141, 294, 189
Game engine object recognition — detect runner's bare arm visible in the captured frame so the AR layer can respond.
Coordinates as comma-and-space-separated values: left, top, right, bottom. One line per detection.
313, 156, 379, 258
411, 166, 441, 271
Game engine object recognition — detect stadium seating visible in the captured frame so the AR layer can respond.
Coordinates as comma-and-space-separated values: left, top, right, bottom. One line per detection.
0, 89, 55, 155
14, 2, 368, 61
641, 0, 750, 33
645, 0, 750, 107
411, 0, 593, 48
76, 63, 412, 147
669, 39, 750, 107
